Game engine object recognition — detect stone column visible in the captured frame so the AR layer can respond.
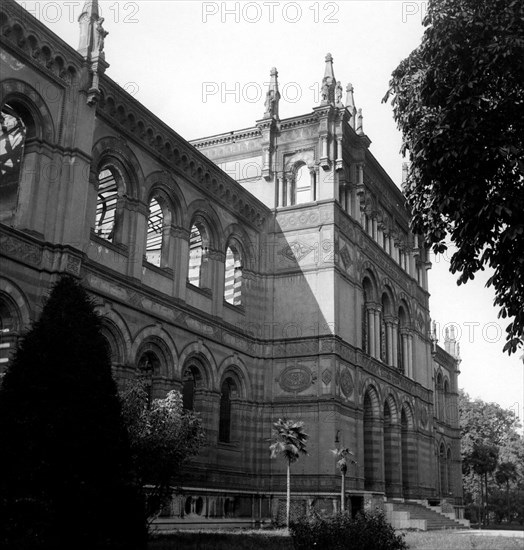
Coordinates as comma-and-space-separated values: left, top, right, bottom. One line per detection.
310, 167, 317, 202
277, 175, 284, 208
286, 175, 293, 206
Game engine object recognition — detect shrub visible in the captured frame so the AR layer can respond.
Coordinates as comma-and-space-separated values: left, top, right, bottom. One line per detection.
0, 276, 147, 549
290, 510, 407, 550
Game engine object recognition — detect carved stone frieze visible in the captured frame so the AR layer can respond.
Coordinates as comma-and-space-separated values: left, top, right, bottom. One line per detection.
321, 368, 332, 385
340, 368, 354, 398
0, 235, 42, 265
278, 364, 317, 393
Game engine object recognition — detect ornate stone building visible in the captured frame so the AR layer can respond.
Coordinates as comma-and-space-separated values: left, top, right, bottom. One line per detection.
0, 0, 465, 529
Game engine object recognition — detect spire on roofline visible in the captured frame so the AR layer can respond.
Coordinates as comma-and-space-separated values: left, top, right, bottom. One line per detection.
320, 53, 338, 106
78, 0, 109, 105
263, 67, 280, 120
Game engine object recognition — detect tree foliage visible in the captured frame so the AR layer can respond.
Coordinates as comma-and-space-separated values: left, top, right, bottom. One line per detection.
120, 380, 205, 523
459, 389, 523, 524
384, 0, 524, 354
0, 276, 146, 549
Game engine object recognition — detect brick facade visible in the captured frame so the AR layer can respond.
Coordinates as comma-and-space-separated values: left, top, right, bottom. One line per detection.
0, 0, 463, 527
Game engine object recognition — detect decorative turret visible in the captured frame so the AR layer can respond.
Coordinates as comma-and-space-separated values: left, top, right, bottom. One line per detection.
320, 53, 337, 106
78, 0, 109, 105
444, 325, 460, 359
345, 83, 357, 128
263, 67, 280, 120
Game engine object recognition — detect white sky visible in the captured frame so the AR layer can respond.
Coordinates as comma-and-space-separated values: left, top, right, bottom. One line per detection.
17, 0, 523, 422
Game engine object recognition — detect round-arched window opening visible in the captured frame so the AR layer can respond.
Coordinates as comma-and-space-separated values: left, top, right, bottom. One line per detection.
1, 104, 27, 221
295, 164, 312, 205
224, 245, 243, 306
195, 497, 204, 516
146, 197, 164, 266
184, 496, 192, 515
95, 167, 120, 241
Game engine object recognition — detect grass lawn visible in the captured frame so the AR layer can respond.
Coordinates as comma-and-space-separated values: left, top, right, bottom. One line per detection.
403, 530, 524, 550
148, 528, 523, 550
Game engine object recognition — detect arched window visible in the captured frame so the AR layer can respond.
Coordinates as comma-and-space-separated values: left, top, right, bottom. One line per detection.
435, 372, 444, 420
0, 296, 20, 374
182, 362, 205, 411
224, 244, 242, 306
100, 326, 121, 367
95, 166, 120, 241
188, 222, 209, 288
0, 104, 27, 222
295, 164, 312, 205
146, 197, 163, 266
447, 448, 453, 495
381, 292, 393, 364
137, 350, 160, 406
362, 276, 377, 357
398, 306, 407, 374
443, 379, 450, 423
219, 377, 238, 443
182, 366, 197, 410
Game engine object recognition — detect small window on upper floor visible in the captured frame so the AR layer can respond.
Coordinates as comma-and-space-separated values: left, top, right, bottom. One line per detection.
95, 167, 119, 241
224, 245, 242, 306
295, 164, 312, 205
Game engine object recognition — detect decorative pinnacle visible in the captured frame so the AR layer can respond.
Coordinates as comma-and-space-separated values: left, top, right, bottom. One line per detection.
324, 52, 335, 79
263, 67, 280, 120
320, 53, 336, 106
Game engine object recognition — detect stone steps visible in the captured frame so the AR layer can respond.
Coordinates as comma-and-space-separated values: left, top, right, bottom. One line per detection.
386, 501, 468, 531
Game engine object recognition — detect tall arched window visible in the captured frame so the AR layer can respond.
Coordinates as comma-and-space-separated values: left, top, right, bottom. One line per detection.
137, 350, 160, 406
224, 244, 242, 306
0, 296, 20, 374
188, 222, 209, 288
295, 164, 312, 204
443, 379, 450, 424
398, 306, 407, 374
146, 197, 164, 266
219, 377, 238, 443
182, 362, 204, 411
1, 104, 27, 221
447, 448, 453, 495
95, 167, 120, 241
435, 372, 444, 421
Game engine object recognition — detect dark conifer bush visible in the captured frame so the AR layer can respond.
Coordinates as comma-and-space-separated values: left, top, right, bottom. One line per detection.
0, 276, 146, 549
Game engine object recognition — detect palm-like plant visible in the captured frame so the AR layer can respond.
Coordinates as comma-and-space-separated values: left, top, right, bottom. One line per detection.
268, 418, 309, 527
331, 447, 357, 512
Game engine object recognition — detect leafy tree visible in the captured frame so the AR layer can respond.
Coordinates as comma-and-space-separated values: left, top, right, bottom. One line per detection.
268, 418, 309, 527
495, 462, 518, 521
459, 389, 523, 524
120, 380, 205, 524
383, 0, 524, 354
0, 276, 146, 549
464, 442, 499, 525
330, 447, 357, 512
